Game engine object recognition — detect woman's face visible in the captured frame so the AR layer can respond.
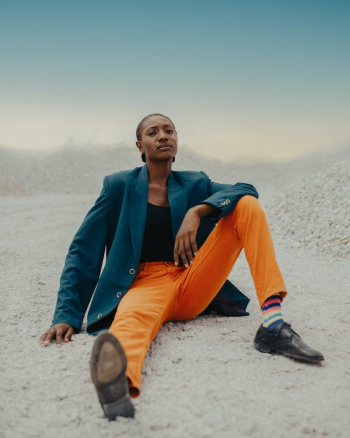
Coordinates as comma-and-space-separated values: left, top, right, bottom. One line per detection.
136, 115, 178, 163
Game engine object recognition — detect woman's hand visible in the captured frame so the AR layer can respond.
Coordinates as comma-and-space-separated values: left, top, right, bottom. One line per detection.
173, 203, 220, 267
174, 208, 200, 267
39, 323, 74, 348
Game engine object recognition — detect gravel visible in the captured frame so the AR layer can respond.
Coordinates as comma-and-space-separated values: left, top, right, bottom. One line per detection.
267, 157, 350, 259
1, 145, 349, 438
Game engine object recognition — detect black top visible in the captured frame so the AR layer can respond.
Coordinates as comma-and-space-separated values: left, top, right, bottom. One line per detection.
139, 203, 175, 263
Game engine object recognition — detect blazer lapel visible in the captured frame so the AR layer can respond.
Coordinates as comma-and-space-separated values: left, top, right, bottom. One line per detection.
167, 172, 188, 239
129, 165, 148, 262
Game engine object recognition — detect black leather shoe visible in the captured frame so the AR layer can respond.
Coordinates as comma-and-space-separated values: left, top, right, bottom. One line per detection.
254, 322, 324, 363
90, 331, 135, 420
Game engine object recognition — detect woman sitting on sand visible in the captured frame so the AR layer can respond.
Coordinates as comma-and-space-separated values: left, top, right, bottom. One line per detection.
40, 113, 324, 420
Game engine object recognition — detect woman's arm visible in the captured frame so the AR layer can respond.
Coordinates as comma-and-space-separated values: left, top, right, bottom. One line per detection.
173, 171, 259, 267
49, 176, 110, 335
198, 171, 259, 220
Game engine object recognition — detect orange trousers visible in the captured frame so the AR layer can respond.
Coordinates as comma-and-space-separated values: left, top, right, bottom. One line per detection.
109, 195, 287, 397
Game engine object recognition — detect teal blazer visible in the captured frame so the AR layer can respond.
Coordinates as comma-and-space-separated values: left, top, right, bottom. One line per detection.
51, 164, 259, 335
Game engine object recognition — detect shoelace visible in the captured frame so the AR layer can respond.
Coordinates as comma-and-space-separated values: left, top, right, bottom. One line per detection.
280, 322, 300, 338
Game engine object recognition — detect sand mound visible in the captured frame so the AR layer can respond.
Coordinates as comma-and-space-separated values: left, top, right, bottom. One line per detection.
268, 157, 350, 259
0, 174, 26, 196
1, 143, 349, 199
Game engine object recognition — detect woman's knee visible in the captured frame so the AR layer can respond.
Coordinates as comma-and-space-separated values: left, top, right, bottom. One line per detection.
235, 195, 265, 216
237, 195, 261, 208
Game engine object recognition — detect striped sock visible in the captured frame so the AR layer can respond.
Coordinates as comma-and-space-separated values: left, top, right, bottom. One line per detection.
261, 294, 284, 330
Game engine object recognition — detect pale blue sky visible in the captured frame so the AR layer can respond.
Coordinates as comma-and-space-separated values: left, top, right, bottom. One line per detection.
1, 0, 349, 161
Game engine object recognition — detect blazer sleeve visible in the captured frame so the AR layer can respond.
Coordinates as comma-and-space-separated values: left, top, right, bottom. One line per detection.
51, 176, 110, 333
199, 171, 259, 221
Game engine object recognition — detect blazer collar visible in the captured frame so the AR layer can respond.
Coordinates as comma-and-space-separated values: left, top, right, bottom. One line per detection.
129, 164, 187, 262
134, 163, 148, 197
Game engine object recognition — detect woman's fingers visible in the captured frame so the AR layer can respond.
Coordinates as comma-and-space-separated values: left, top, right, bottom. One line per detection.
39, 332, 47, 344
178, 235, 190, 267
184, 234, 194, 265
190, 235, 198, 258
179, 246, 189, 267
39, 329, 55, 345
64, 327, 74, 343
174, 240, 179, 266
43, 328, 55, 346
56, 328, 63, 347
39, 324, 73, 347
174, 237, 186, 266
174, 232, 198, 268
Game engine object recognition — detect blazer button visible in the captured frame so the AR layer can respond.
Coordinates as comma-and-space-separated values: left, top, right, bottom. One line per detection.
116, 292, 122, 298
129, 268, 135, 275
97, 313, 103, 319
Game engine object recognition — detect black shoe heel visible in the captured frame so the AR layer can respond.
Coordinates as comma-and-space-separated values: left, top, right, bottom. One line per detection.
91, 332, 135, 420
103, 395, 135, 420
254, 341, 274, 354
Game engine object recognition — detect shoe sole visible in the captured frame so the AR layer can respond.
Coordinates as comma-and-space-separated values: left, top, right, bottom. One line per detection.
254, 341, 324, 363
90, 331, 135, 420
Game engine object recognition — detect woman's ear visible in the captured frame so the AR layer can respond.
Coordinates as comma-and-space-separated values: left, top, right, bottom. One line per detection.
135, 141, 143, 153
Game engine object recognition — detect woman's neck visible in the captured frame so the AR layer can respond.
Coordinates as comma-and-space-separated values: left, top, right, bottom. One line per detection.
146, 161, 172, 186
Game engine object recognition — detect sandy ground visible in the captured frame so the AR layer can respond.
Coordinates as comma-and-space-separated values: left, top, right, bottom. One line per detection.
1, 187, 349, 438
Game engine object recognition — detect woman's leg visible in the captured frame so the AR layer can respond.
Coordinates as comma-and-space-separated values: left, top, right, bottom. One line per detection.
109, 262, 176, 397
171, 195, 287, 320
170, 195, 323, 363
